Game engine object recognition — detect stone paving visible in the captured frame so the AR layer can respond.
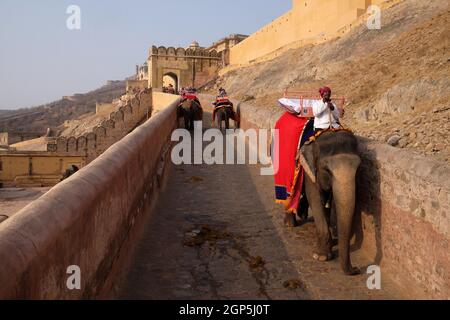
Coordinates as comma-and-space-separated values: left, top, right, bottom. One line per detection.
0, 187, 50, 222
119, 101, 406, 300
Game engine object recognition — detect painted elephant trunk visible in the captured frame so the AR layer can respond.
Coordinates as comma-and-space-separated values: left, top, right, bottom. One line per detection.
329, 154, 361, 275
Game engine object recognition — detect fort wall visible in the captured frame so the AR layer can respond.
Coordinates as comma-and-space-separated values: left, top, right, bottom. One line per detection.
148, 46, 221, 90
95, 102, 115, 117
0, 131, 43, 146
0, 95, 180, 299
152, 92, 181, 114
228, 0, 390, 67
0, 154, 85, 187
0, 90, 153, 188
47, 89, 153, 164
126, 80, 149, 92
0, 132, 8, 146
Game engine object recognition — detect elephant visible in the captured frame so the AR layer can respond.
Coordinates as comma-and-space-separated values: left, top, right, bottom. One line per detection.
299, 130, 361, 275
215, 105, 234, 132
178, 99, 203, 131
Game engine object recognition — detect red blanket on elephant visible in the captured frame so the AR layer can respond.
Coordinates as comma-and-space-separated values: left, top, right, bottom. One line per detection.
212, 97, 239, 122
212, 106, 239, 123
274, 112, 313, 214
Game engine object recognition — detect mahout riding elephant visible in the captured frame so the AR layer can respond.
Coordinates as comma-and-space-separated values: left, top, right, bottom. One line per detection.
178, 99, 203, 130
299, 130, 361, 275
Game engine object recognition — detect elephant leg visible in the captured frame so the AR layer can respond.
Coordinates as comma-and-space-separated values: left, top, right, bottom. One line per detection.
225, 109, 230, 130
305, 176, 333, 261
188, 110, 194, 131
217, 111, 221, 131
218, 111, 224, 132
184, 113, 190, 130
190, 117, 195, 131
219, 109, 225, 132
284, 213, 299, 227
177, 109, 182, 128
330, 199, 338, 240
297, 183, 309, 222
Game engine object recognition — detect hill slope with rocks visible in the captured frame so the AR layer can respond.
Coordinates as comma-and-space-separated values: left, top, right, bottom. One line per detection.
0, 80, 127, 135
208, 0, 450, 163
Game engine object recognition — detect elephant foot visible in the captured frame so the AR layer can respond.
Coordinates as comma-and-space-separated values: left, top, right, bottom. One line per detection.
313, 252, 333, 262
284, 213, 299, 227
330, 226, 338, 239
296, 209, 308, 224
330, 238, 338, 247
344, 266, 361, 276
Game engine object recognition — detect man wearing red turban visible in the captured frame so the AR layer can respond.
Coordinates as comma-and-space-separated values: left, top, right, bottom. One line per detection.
319, 86, 332, 97
313, 86, 342, 132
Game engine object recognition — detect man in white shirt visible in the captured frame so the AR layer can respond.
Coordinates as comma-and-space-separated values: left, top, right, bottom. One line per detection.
312, 87, 343, 132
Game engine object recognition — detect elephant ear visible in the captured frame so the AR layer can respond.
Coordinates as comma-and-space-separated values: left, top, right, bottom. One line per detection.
300, 144, 316, 184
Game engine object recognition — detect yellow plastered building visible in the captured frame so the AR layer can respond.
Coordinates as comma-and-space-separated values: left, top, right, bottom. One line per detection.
0, 153, 85, 187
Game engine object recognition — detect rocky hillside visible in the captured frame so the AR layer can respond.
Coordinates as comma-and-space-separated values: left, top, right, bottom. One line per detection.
0, 80, 127, 135
208, 0, 450, 163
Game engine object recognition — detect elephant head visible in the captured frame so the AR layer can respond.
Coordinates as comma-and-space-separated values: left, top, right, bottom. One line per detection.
300, 130, 362, 275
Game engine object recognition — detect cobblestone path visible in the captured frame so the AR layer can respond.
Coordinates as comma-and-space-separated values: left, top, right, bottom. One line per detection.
119, 100, 405, 300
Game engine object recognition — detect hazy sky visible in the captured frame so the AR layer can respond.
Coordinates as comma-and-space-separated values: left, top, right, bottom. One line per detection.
0, 0, 291, 110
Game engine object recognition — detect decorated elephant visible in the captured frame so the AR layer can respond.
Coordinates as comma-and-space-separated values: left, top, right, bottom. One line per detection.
178, 98, 203, 131
299, 130, 361, 275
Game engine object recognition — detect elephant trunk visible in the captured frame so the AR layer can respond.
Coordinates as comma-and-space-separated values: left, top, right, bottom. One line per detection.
328, 154, 360, 274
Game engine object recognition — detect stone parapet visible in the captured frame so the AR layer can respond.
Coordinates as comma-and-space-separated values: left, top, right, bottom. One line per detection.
0, 96, 180, 299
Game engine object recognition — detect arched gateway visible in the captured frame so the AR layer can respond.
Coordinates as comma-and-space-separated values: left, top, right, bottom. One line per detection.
147, 44, 221, 90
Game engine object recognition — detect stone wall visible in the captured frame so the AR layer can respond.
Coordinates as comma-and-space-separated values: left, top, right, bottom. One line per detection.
233, 98, 450, 299
152, 92, 181, 114
47, 89, 153, 163
0, 131, 43, 146
148, 46, 221, 90
229, 0, 390, 66
126, 80, 148, 92
95, 103, 115, 117
0, 97, 180, 299
356, 140, 450, 299
0, 132, 8, 146
0, 154, 85, 188
206, 34, 249, 66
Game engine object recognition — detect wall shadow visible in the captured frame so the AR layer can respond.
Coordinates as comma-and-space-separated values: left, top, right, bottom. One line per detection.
353, 140, 383, 269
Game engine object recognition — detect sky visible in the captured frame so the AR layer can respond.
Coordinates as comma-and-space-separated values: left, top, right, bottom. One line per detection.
0, 0, 291, 110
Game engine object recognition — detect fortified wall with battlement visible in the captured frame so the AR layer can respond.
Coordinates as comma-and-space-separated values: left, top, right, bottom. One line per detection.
126, 80, 148, 93
0, 131, 44, 147
0, 90, 153, 188
0, 94, 180, 299
0, 133, 8, 147
228, 0, 390, 67
47, 90, 152, 164
148, 45, 221, 90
